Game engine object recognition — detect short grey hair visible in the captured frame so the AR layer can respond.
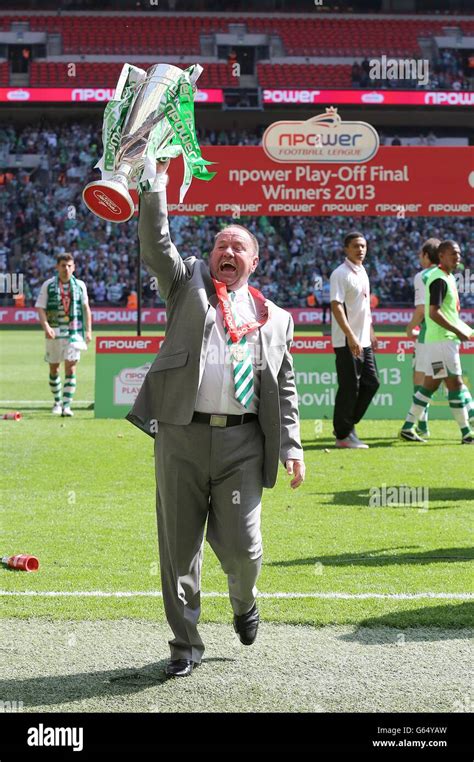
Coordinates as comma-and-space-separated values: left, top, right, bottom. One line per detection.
214, 224, 259, 258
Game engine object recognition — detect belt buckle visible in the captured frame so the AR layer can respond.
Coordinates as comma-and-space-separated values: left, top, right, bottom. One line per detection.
210, 414, 227, 427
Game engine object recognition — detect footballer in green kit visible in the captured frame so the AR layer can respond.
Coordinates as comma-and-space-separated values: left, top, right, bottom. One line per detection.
35, 253, 92, 417
401, 240, 474, 445
405, 238, 440, 438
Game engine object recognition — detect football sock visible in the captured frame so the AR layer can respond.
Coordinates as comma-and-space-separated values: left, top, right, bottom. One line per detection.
460, 384, 474, 425
49, 373, 62, 403
448, 389, 471, 437
414, 385, 430, 432
63, 374, 76, 408
403, 386, 434, 430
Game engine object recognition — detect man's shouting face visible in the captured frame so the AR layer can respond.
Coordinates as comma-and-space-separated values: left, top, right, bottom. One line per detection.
209, 225, 259, 292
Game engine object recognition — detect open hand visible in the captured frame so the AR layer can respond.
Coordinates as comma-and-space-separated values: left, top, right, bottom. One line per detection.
286, 459, 305, 489
348, 335, 362, 358
456, 327, 473, 342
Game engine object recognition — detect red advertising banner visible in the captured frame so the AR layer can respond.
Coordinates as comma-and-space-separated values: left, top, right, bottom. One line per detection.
262, 89, 474, 107
1, 87, 471, 107
95, 334, 474, 355
289, 336, 474, 354
160, 146, 473, 216
95, 335, 474, 355
0, 87, 223, 104
2, 307, 473, 327
96, 336, 164, 353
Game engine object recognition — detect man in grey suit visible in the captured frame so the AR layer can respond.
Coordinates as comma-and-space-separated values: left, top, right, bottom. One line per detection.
126, 160, 305, 677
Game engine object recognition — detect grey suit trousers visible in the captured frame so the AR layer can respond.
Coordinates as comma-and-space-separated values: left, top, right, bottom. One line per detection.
154, 417, 265, 663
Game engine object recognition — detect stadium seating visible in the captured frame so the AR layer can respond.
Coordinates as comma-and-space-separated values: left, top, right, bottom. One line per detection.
29, 61, 352, 89
29, 62, 236, 88
2, 13, 472, 89
248, 17, 474, 56
0, 15, 228, 55
0, 61, 8, 86
258, 64, 351, 88
1, 15, 473, 56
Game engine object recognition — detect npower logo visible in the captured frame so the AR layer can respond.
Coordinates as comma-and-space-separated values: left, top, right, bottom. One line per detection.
361, 91, 385, 104
262, 107, 380, 163
93, 190, 121, 214
424, 91, 474, 106
7, 89, 30, 101
99, 339, 153, 349
71, 88, 115, 102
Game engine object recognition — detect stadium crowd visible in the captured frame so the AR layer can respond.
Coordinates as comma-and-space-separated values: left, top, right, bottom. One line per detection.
1, 122, 472, 309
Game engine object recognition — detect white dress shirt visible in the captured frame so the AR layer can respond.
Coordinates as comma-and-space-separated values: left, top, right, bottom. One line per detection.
195, 283, 262, 414
330, 258, 372, 348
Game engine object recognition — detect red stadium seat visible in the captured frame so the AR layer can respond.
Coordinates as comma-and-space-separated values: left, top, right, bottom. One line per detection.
0, 61, 9, 86
257, 63, 352, 89
29, 61, 235, 88
1, 14, 472, 56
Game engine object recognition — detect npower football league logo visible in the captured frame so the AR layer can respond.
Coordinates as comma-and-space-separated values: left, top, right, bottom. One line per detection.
263, 107, 379, 163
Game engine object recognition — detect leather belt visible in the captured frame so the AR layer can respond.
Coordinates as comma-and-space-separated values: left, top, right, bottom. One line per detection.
192, 412, 258, 428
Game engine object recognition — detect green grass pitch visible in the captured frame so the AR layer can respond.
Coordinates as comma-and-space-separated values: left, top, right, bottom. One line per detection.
1, 329, 472, 628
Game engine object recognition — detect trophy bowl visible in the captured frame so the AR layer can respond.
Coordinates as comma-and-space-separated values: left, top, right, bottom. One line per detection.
83, 63, 196, 223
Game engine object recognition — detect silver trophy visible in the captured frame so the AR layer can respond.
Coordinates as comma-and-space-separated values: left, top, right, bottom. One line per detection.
83, 63, 202, 222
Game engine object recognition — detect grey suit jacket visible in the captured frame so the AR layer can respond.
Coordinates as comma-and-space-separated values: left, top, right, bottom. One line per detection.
125, 190, 304, 489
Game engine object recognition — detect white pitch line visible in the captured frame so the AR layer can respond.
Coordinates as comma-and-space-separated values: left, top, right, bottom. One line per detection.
0, 591, 472, 600
0, 400, 93, 405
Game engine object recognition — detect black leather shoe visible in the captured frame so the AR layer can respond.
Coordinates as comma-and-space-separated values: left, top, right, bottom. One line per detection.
165, 659, 199, 678
233, 603, 259, 645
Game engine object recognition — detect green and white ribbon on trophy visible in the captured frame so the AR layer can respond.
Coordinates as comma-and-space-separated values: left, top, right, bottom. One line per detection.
100, 64, 145, 176
83, 62, 216, 222
138, 65, 216, 200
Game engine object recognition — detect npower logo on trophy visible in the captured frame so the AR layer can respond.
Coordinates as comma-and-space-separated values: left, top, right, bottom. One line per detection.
262, 107, 380, 163
93, 189, 121, 214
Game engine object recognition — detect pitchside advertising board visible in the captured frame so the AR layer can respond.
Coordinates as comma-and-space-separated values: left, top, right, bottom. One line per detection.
95, 336, 474, 420
1, 86, 473, 106
0, 87, 224, 103
2, 307, 474, 327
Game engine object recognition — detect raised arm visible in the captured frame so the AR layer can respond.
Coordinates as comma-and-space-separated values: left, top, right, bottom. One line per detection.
138, 162, 187, 301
